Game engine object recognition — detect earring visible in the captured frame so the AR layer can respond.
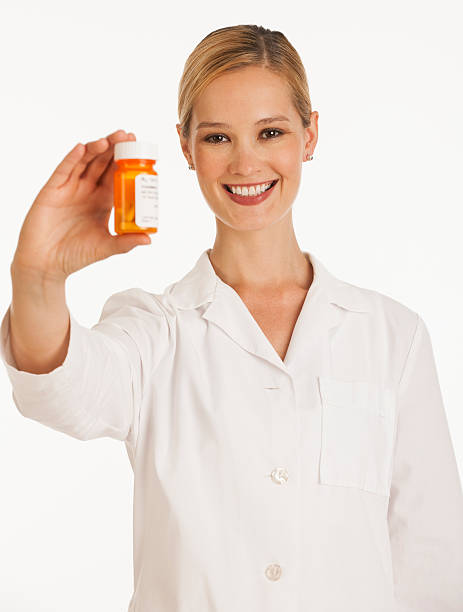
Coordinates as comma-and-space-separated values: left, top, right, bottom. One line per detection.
305, 153, 314, 161
188, 163, 195, 170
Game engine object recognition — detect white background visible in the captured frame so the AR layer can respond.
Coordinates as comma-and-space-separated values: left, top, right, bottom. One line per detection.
1, 0, 462, 609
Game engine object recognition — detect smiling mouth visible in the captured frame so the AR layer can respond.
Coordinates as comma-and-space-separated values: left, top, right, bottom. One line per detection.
223, 179, 279, 194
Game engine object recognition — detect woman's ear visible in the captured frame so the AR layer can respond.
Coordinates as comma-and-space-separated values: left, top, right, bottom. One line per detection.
176, 123, 193, 166
304, 111, 319, 158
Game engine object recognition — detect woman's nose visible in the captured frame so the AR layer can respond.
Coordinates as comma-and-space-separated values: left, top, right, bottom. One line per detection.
227, 146, 263, 176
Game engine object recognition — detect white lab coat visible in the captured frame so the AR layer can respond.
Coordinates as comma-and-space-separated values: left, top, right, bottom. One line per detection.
1, 249, 462, 612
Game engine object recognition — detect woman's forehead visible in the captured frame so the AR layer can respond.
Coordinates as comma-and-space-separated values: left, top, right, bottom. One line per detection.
192, 77, 296, 127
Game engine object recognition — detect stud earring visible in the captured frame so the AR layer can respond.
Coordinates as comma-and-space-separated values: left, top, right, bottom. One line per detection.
305, 153, 314, 161
188, 163, 195, 170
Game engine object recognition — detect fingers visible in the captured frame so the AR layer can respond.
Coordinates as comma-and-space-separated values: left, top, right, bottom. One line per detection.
46, 142, 87, 189
45, 130, 137, 192
86, 130, 136, 188
69, 135, 112, 184
96, 131, 136, 191
108, 232, 151, 257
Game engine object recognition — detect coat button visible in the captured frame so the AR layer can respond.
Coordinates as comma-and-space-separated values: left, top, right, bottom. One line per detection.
265, 563, 282, 581
270, 467, 289, 485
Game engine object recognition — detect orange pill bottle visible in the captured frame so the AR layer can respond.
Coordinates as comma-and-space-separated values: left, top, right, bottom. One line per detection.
113, 140, 159, 234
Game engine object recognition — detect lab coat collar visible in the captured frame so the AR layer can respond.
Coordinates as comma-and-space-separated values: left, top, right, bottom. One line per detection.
166, 249, 370, 373
167, 249, 370, 314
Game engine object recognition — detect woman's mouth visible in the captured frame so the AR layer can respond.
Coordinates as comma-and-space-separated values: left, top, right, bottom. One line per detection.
222, 179, 279, 206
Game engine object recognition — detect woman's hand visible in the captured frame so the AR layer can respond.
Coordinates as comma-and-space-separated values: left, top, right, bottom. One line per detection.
11, 129, 151, 282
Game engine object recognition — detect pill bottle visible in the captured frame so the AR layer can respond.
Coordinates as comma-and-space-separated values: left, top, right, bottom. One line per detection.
113, 140, 159, 235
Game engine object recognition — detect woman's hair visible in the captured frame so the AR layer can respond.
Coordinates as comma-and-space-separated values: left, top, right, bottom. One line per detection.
177, 25, 312, 140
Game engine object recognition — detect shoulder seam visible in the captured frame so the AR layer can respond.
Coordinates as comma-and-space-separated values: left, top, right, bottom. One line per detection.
397, 312, 420, 389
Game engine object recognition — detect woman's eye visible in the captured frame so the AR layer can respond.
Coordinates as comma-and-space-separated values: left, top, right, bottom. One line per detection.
203, 128, 284, 144
261, 128, 284, 139
204, 134, 228, 144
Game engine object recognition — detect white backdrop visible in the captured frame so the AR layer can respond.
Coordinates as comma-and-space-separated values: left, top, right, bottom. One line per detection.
1, 1, 462, 609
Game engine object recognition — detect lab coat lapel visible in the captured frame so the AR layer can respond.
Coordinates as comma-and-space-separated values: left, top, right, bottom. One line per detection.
201, 256, 344, 374
282, 260, 371, 376
205, 284, 348, 376
281, 286, 343, 374
201, 281, 287, 371
167, 249, 370, 375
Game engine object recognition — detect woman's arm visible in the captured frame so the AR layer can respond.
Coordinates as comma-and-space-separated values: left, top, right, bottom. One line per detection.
9, 264, 70, 374
1, 284, 169, 447
387, 314, 463, 611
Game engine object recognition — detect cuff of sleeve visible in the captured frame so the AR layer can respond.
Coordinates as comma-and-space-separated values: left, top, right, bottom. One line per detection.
0, 304, 88, 401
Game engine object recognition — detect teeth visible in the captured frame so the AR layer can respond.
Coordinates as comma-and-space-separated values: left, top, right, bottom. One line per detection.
228, 181, 274, 196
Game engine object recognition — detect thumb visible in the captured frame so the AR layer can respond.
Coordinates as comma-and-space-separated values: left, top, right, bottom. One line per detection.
109, 233, 151, 255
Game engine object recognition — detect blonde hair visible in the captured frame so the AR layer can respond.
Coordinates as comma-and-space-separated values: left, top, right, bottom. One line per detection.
177, 25, 312, 140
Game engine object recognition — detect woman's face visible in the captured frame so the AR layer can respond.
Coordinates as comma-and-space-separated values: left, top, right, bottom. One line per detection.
177, 65, 318, 231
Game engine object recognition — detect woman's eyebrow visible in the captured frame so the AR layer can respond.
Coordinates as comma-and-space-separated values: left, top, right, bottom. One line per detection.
195, 115, 290, 130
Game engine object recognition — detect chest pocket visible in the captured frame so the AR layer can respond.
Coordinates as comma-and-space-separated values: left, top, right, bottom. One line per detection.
317, 376, 397, 497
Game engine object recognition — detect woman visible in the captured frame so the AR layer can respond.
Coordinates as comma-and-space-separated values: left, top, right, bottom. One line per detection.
2, 24, 463, 612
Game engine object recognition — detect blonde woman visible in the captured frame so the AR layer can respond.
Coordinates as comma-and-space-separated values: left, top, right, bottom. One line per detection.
2, 24, 463, 612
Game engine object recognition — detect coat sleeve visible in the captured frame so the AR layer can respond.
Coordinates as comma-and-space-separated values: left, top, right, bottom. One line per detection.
387, 313, 463, 611
0, 288, 170, 446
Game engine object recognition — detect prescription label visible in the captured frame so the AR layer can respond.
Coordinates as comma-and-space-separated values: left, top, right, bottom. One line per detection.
135, 173, 159, 228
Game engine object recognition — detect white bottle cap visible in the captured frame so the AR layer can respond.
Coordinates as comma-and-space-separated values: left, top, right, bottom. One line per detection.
114, 140, 158, 161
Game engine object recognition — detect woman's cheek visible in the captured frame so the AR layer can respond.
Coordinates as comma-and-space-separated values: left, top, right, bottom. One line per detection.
274, 147, 300, 176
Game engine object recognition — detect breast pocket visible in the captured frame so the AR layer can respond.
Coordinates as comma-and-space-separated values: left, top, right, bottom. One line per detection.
317, 376, 397, 497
